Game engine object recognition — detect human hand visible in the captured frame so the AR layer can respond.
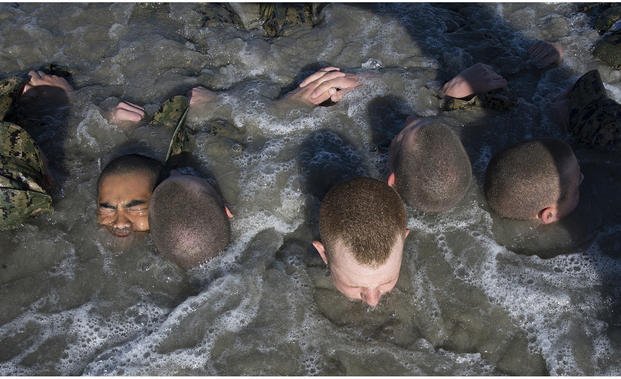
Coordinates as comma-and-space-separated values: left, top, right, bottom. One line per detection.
528, 41, 563, 69
189, 86, 218, 107
22, 70, 73, 95
286, 67, 361, 106
108, 101, 145, 125
441, 63, 507, 99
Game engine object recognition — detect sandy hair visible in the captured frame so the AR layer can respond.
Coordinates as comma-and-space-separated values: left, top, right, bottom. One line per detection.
392, 122, 472, 212
484, 139, 576, 220
319, 177, 407, 266
149, 175, 230, 269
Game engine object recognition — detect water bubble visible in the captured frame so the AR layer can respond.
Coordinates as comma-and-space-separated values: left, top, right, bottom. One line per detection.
361, 58, 384, 69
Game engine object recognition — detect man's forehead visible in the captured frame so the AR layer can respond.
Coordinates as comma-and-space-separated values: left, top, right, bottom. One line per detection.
329, 240, 404, 287
99, 170, 153, 185
98, 171, 154, 200
329, 237, 404, 268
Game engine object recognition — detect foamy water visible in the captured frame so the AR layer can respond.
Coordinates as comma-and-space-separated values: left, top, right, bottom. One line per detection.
1, 3, 621, 375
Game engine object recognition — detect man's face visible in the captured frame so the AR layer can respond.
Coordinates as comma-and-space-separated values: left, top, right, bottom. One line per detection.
317, 234, 406, 307
97, 172, 153, 237
555, 155, 583, 220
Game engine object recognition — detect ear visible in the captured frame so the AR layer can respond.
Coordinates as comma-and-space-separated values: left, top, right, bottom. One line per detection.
538, 206, 559, 224
224, 206, 234, 219
312, 240, 329, 265
387, 172, 396, 187
404, 228, 410, 238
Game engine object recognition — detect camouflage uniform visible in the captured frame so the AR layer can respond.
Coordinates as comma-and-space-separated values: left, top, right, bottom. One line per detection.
441, 87, 517, 112
0, 76, 53, 230
567, 69, 621, 148
149, 95, 190, 162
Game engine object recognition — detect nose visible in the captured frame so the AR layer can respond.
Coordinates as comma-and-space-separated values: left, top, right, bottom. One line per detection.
360, 288, 382, 307
113, 210, 131, 229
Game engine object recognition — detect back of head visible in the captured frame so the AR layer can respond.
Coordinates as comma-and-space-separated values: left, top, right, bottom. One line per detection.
319, 177, 406, 266
484, 139, 576, 220
97, 153, 162, 192
149, 175, 231, 269
393, 123, 472, 212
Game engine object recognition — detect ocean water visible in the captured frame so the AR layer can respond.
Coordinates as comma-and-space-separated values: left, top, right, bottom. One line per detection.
1, 2, 621, 375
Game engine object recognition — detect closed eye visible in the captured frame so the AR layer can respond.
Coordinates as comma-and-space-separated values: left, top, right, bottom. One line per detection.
99, 202, 116, 210
125, 199, 147, 208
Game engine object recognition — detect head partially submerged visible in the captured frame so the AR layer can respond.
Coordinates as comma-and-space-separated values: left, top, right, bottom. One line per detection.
484, 139, 583, 224
149, 175, 231, 269
313, 177, 408, 307
388, 119, 472, 213
97, 154, 162, 237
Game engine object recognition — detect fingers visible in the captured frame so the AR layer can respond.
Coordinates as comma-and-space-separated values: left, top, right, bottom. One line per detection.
299, 67, 342, 88
24, 70, 73, 93
330, 88, 344, 102
304, 71, 346, 94
284, 68, 359, 106
310, 75, 360, 99
21, 83, 32, 94
31, 70, 52, 85
528, 41, 562, 68
442, 76, 473, 98
113, 108, 144, 123
110, 101, 145, 125
28, 70, 42, 80
308, 87, 334, 105
117, 101, 145, 113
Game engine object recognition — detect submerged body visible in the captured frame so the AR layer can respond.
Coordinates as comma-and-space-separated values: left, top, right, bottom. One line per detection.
1, 2, 621, 376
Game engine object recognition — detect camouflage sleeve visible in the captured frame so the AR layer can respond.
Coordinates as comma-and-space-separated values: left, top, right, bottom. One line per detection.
567, 70, 621, 147
0, 122, 52, 230
149, 95, 190, 162
0, 76, 27, 121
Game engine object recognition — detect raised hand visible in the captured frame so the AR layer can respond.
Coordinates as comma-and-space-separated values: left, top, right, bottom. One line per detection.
528, 40, 563, 69
442, 63, 507, 99
109, 101, 145, 125
285, 67, 361, 106
189, 86, 218, 107
22, 70, 73, 95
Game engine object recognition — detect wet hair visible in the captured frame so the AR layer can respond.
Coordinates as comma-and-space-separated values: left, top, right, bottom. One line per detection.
97, 154, 162, 193
148, 175, 231, 270
392, 123, 472, 212
319, 177, 407, 266
484, 139, 576, 220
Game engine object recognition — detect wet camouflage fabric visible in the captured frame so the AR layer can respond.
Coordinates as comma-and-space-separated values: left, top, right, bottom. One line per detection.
593, 5, 621, 33
567, 69, 621, 148
441, 87, 517, 111
149, 95, 190, 161
593, 30, 621, 69
0, 76, 24, 121
0, 121, 52, 230
258, 3, 324, 37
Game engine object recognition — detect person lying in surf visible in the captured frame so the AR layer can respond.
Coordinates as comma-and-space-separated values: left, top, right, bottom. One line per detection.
386, 115, 473, 213
312, 177, 409, 308
98, 65, 360, 239
0, 68, 72, 231
441, 40, 562, 111
97, 87, 235, 270
148, 173, 233, 269
96, 88, 228, 240
484, 138, 583, 224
